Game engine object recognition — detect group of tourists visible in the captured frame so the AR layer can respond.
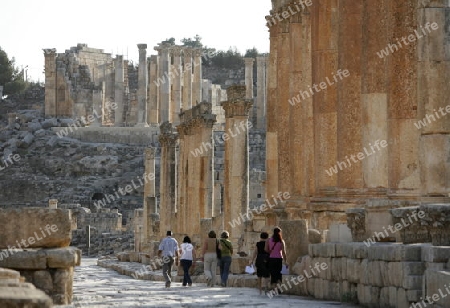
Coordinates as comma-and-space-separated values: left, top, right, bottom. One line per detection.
157, 227, 287, 294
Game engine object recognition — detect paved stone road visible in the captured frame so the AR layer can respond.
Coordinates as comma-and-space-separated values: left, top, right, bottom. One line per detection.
60, 258, 359, 308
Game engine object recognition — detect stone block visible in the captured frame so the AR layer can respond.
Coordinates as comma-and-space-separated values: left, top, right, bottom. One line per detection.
33, 270, 53, 292
308, 229, 323, 244
129, 252, 140, 263
0, 283, 53, 308
402, 275, 422, 290
0, 250, 47, 270
45, 247, 81, 268
360, 259, 369, 285
422, 245, 450, 263
52, 267, 73, 305
117, 252, 130, 262
346, 259, 361, 284
368, 243, 422, 262
329, 224, 353, 243
397, 288, 410, 308
387, 262, 404, 287
230, 256, 249, 274
0, 268, 20, 281
0, 208, 72, 249
279, 220, 309, 266
425, 270, 450, 308
406, 290, 422, 302
379, 287, 390, 308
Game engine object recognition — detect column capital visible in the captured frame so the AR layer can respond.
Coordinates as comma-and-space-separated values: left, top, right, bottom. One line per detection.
43, 48, 57, 57
192, 48, 203, 57
244, 57, 255, 66
256, 56, 268, 64
159, 134, 178, 147
183, 47, 193, 57
145, 148, 156, 160
170, 46, 183, 57
221, 85, 253, 118
137, 43, 148, 50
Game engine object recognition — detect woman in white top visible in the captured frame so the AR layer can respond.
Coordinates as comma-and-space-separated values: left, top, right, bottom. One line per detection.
179, 235, 196, 287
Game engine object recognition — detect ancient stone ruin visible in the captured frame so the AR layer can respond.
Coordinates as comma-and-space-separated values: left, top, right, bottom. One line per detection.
0, 0, 449, 307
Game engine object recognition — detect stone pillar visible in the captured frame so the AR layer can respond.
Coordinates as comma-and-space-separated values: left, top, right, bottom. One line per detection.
171, 47, 182, 125
221, 85, 252, 249
256, 56, 267, 130
176, 124, 188, 234
158, 122, 177, 238
192, 49, 203, 105
417, 3, 450, 197
114, 55, 124, 126
7, 113, 17, 128
48, 199, 58, 209
0, 85, 3, 98
90, 88, 103, 127
43, 48, 57, 118
143, 148, 157, 242
155, 44, 171, 123
244, 58, 254, 99
136, 44, 148, 127
182, 48, 193, 111
148, 55, 159, 125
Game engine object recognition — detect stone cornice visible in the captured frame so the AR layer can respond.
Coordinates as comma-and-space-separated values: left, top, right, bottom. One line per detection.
43, 48, 57, 57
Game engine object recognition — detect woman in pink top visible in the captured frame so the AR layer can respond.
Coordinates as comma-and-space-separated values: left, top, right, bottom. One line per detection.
265, 227, 287, 291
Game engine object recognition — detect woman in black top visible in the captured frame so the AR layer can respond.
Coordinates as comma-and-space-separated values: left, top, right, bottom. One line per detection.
250, 232, 270, 294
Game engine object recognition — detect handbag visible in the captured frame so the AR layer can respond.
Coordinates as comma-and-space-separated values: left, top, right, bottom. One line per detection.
245, 264, 255, 274
216, 240, 221, 259
281, 264, 289, 275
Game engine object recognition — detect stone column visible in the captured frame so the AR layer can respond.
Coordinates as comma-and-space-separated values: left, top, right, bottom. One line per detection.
143, 148, 157, 242
176, 124, 188, 234
148, 55, 159, 125
0, 86, 3, 99
417, 3, 450, 197
256, 56, 267, 130
155, 44, 171, 123
182, 48, 193, 110
244, 58, 255, 99
221, 85, 252, 249
43, 48, 57, 118
192, 48, 203, 105
91, 88, 103, 127
136, 44, 148, 127
171, 47, 182, 125
158, 122, 177, 238
114, 55, 124, 126
48, 199, 58, 209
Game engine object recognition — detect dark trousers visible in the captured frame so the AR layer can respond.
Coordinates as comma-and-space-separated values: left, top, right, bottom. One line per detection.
180, 259, 192, 285
162, 256, 174, 284
268, 258, 283, 284
219, 256, 232, 285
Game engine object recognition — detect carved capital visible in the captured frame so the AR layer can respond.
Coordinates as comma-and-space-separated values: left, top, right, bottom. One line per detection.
137, 44, 148, 50
170, 46, 183, 57
418, 204, 450, 246
145, 148, 156, 160
221, 100, 253, 118
244, 57, 255, 67
43, 48, 57, 57
183, 47, 193, 58
192, 48, 203, 57
159, 134, 178, 147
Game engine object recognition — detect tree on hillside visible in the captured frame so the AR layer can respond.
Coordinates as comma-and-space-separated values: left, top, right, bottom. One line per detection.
244, 47, 259, 58
0, 47, 26, 95
181, 34, 203, 48
164, 37, 176, 45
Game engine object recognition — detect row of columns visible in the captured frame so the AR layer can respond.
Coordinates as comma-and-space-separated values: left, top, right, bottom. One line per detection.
265, 0, 450, 229
152, 86, 252, 249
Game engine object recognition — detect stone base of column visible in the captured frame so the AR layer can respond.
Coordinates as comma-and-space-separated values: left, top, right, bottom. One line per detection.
135, 122, 149, 128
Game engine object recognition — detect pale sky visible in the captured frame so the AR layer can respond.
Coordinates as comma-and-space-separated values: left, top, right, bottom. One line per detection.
1, 0, 272, 82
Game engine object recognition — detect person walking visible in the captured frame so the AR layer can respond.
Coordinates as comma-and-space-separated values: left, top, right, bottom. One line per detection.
250, 231, 270, 294
218, 231, 233, 287
179, 235, 196, 287
158, 230, 179, 288
202, 230, 218, 287
265, 227, 287, 293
